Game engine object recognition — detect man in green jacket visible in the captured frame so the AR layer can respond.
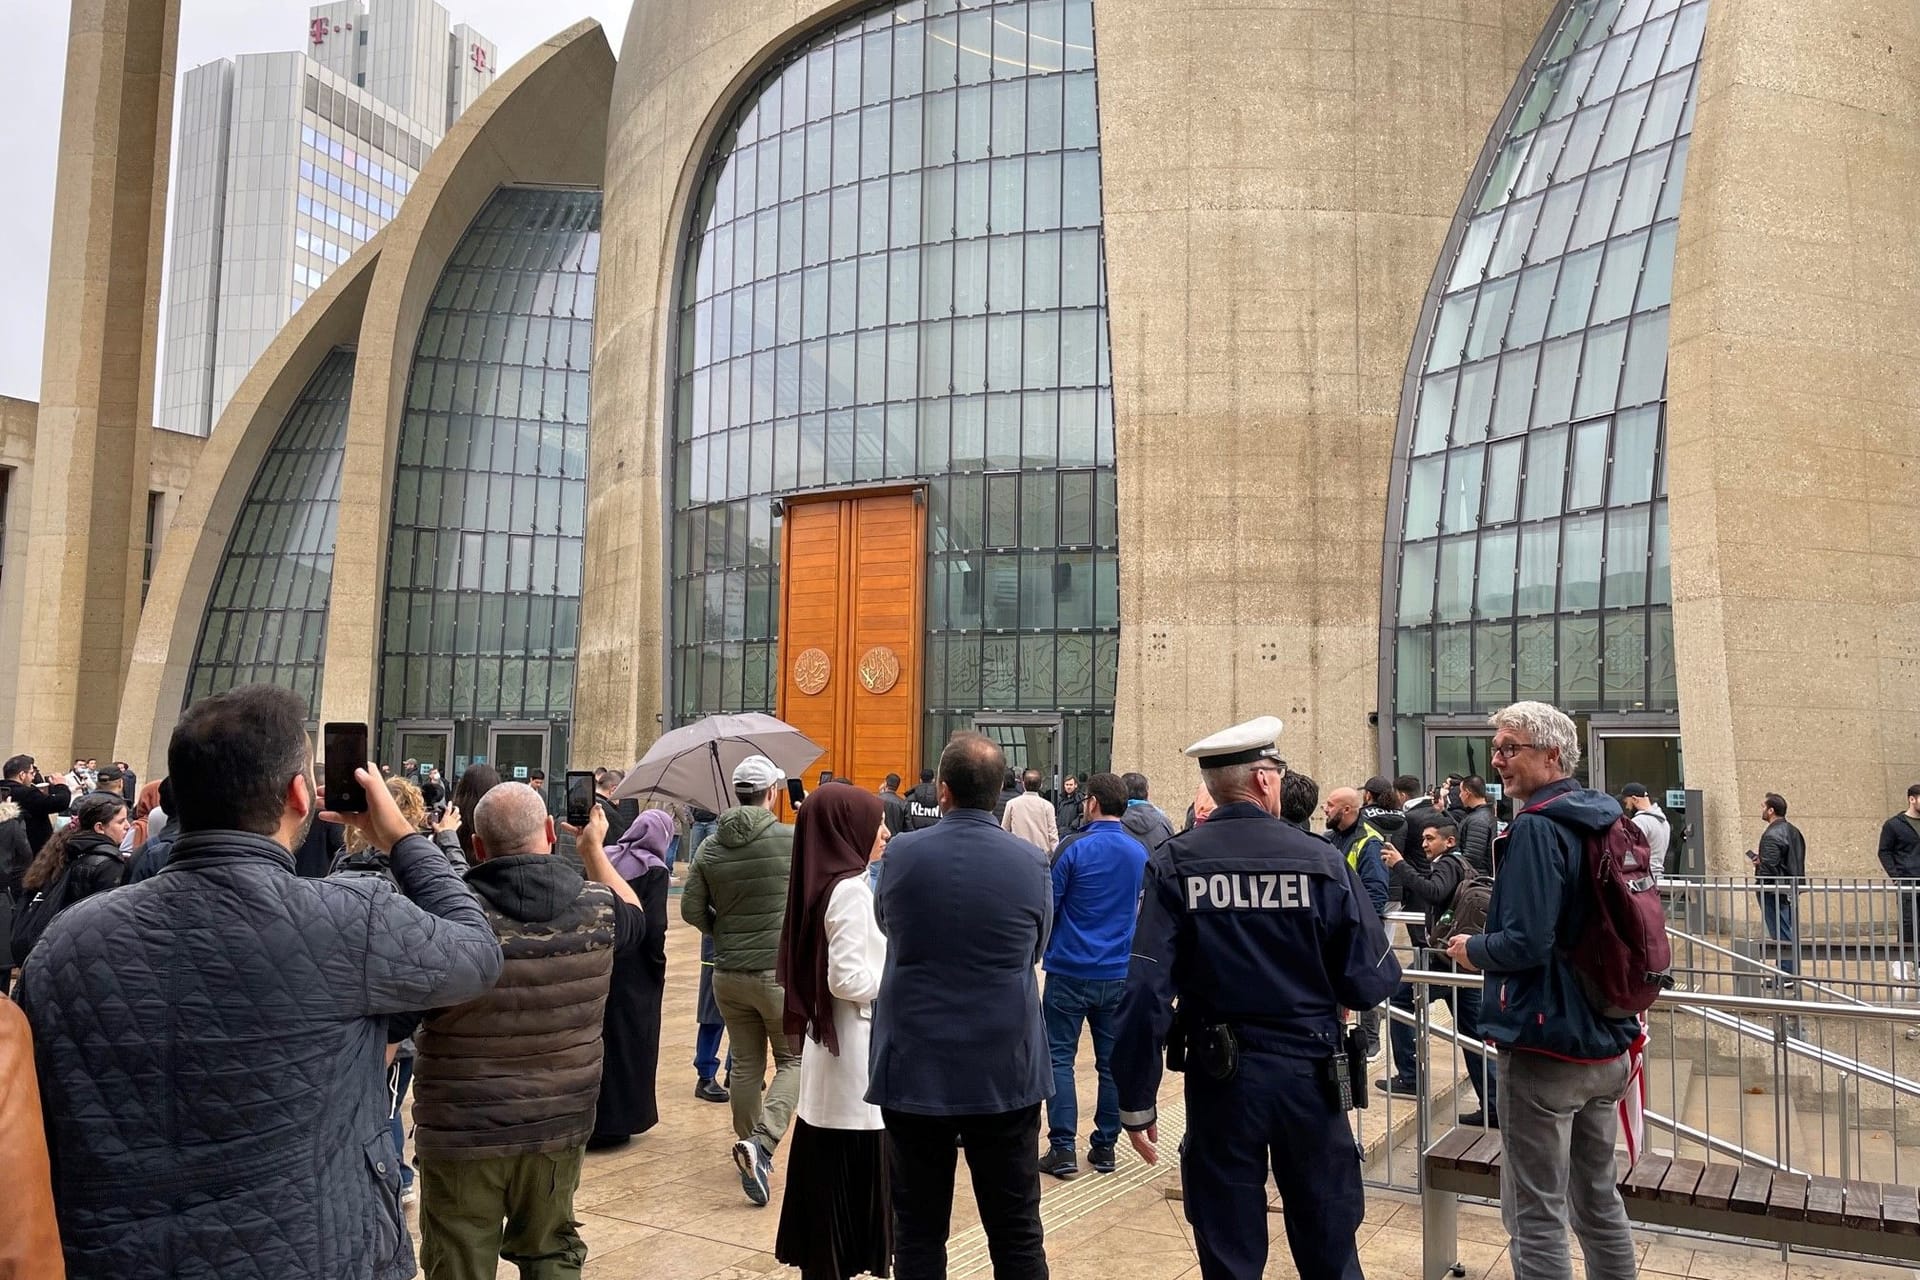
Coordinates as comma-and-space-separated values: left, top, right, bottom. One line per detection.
680, 755, 796, 1207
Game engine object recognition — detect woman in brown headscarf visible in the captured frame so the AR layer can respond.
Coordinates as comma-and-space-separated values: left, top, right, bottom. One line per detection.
774, 784, 891, 1280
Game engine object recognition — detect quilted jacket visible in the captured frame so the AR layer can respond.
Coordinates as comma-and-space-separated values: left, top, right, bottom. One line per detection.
680, 804, 793, 971
18, 829, 502, 1280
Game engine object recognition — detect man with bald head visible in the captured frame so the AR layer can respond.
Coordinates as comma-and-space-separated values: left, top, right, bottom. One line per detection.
412, 783, 645, 1280
1323, 787, 1392, 1060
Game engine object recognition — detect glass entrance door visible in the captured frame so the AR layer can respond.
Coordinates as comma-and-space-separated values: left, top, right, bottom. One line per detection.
395, 723, 453, 783
489, 726, 550, 790
973, 716, 1062, 793
1591, 730, 1685, 872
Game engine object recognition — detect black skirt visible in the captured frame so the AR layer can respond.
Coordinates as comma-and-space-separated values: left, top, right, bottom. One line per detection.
775, 1118, 892, 1280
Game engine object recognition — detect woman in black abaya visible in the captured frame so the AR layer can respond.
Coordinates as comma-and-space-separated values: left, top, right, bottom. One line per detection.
587, 808, 672, 1148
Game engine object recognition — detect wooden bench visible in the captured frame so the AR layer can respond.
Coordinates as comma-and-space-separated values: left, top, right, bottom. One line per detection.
1419, 1127, 1920, 1279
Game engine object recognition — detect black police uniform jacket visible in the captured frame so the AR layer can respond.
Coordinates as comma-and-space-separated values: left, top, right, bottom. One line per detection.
1111, 802, 1402, 1129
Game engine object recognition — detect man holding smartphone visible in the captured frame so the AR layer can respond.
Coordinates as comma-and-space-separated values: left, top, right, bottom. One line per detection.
410, 784, 648, 1278
16, 685, 503, 1280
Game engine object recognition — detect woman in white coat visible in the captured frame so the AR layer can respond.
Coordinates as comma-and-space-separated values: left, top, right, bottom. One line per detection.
774, 784, 891, 1280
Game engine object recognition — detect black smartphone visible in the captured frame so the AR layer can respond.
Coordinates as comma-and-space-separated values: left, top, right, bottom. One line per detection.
565, 771, 596, 827
322, 722, 369, 813
787, 778, 806, 808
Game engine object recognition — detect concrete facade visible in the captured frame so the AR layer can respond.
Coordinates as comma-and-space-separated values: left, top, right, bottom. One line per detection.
577, 0, 1554, 782
314, 21, 612, 735
13, 0, 180, 767
1667, 1, 1920, 874
1098, 0, 1554, 796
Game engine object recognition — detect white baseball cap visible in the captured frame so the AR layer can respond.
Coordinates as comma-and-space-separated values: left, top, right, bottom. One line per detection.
732, 755, 786, 791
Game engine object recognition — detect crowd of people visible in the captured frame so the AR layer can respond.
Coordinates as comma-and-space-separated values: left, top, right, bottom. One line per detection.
0, 686, 1892, 1280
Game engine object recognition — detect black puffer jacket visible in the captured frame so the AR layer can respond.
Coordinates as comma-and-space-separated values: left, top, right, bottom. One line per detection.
18, 830, 501, 1280
58, 831, 126, 903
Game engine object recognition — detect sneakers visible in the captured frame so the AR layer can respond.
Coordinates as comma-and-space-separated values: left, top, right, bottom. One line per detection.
694, 1076, 730, 1104
1457, 1111, 1498, 1128
1087, 1143, 1117, 1174
400, 1183, 418, 1207
1038, 1146, 1080, 1180
733, 1139, 771, 1207
1374, 1076, 1420, 1098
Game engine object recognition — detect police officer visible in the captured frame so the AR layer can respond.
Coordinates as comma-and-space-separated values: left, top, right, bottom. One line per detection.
1112, 716, 1401, 1280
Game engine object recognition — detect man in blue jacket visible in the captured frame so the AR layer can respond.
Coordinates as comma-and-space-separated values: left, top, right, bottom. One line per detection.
1038, 771, 1148, 1181
1444, 701, 1639, 1280
869, 731, 1051, 1280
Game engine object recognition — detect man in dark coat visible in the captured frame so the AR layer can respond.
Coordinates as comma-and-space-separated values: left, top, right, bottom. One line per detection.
878, 773, 910, 838
1, 756, 71, 854
870, 732, 1051, 1280
1880, 784, 1920, 985
16, 685, 502, 1280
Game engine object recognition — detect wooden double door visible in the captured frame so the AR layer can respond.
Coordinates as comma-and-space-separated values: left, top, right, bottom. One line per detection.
776, 491, 926, 792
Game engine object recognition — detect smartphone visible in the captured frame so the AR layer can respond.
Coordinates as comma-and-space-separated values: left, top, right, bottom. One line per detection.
565, 771, 596, 827
322, 722, 369, 813
787, 777, 807, 809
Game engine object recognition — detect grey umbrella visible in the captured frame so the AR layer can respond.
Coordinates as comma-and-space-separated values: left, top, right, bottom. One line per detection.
610, 713, 824, 813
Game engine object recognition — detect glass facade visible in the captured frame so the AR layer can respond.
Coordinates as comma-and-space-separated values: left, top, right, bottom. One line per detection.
1383, 0, 1706, 770
670, 0, 1119, 775
185, 348, 354, 710
376, 186, 600, 772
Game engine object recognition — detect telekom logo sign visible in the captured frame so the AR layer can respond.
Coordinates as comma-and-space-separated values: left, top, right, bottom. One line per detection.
470, 43, 489, 73
310, 17, 330, 45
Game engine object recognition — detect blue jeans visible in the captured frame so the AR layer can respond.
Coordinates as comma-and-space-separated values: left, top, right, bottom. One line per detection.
690, 819, 717, 859
664, 834, 680, 873
1043, 974, 1126, 1149
1388, 975, 1496, 1117
387, 1056, 415, 1190
1760, 890, 1799, 976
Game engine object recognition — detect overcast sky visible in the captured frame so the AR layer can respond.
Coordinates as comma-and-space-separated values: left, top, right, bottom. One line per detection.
0, 0, 630, 401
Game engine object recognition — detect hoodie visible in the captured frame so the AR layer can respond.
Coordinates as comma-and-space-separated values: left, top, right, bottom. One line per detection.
1121, 800, 1176, 854
904, 781, 941, 832
413, 853, 623, 1159
1465, 778, 1640, 1061
679, 803, 794, 971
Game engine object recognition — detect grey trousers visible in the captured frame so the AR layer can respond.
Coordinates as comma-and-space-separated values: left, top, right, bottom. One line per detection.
712, 967, 801, 1153
1496, 1049, 1639, 1280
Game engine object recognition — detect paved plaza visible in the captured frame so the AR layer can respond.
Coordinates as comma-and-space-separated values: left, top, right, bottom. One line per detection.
423, 911, 1911, 1280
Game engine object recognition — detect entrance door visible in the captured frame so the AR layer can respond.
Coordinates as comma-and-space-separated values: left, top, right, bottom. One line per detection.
489, 725, 549, 789
1590, 729, 1685, 869
776, 491, 926, 791
974, 716, 1062, 793
395, 722, 453, 781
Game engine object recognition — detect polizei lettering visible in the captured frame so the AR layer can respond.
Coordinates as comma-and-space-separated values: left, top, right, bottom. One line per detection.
1184, 872, 1311, 912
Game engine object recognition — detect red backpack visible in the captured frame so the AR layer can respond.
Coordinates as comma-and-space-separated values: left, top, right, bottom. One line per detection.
1527, 795, 1674, 1016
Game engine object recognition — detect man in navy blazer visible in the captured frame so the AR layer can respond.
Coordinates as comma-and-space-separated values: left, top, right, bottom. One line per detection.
869, 731, 1051, 1280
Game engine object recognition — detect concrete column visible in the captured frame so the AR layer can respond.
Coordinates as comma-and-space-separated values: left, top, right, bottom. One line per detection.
15, 0, 180, 762
1667, 2, 1920, 875
1099, 0, 1553, 795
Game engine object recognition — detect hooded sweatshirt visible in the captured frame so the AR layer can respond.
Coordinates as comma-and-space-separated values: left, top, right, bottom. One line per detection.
1120, 799, 1176, 854
413, 854, 622, 1158
680, 803, 794, 971
1465, 778, 1640, 1061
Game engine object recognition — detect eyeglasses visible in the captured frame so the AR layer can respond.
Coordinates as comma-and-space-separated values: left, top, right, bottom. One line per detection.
1490, 742, 1542, 760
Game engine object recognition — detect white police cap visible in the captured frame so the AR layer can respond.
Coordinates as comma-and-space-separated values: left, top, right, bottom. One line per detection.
1182, 716, 1286, 769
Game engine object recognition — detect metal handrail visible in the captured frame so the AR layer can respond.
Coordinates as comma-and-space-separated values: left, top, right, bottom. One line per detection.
1398, 967, 1917, 1023
1666, 923, 1871, 1006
